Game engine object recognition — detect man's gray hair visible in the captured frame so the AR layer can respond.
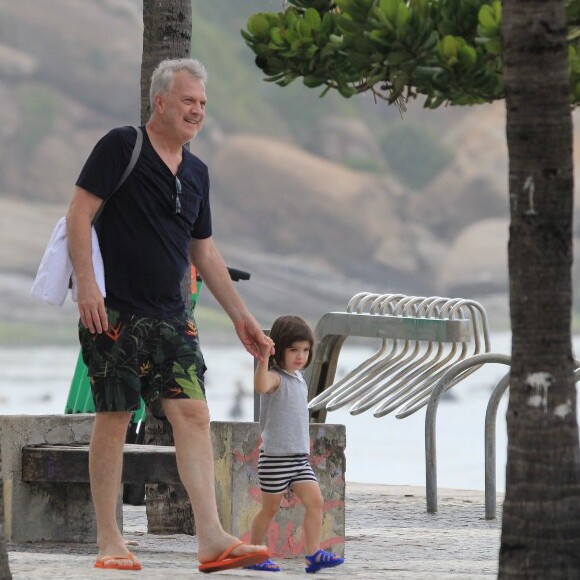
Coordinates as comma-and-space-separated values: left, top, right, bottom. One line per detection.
149, 58, 207, 109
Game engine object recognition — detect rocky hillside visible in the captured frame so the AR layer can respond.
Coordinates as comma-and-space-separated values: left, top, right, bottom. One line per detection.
3, 0, 580, 342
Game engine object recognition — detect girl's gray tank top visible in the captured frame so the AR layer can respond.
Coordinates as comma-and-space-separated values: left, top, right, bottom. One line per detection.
259, 369, 310, 455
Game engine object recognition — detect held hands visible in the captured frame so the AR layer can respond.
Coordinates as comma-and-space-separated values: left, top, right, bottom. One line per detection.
257, 339, 275, 362
234, 315, 274, 361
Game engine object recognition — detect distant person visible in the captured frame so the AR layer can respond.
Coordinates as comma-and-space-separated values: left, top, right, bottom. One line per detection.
245, 315, 345, 573
66, 57, 271, 573
228, 379, 249, 420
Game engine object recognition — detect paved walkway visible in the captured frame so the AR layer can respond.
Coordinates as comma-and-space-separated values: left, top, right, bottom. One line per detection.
7, 483, 502, 579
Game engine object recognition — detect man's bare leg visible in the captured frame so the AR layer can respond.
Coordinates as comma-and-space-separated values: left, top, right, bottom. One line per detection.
162, 398, 268, 563
89, 411, 138, 566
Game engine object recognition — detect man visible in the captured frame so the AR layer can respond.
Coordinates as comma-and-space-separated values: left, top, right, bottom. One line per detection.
66, 58, 271, 572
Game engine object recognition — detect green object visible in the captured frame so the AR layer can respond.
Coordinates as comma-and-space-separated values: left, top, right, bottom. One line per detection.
191, 274, 203, 307
64, 352, 96, 415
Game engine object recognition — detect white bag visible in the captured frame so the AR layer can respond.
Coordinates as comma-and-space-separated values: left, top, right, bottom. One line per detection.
29, 217, 105, 306
29, 126, 142, 307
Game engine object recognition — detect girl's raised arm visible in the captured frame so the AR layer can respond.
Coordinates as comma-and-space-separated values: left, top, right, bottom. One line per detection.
254, 343, 280, 394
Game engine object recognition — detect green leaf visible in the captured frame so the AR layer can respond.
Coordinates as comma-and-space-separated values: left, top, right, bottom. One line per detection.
303, 75, 324, 87
367, 29, 390, 46
288, 40, 302, 52
298, 19, 313, 38
440, 35, 458, 60
336, 15, 362, 34
304, 7, 322, 28
486, 37, 502, 55
569, 27, 580, 42
571, 56, 580, 74
285, 9, 299, 28
457, 45, 477, 70
247, 14, 272, 40
478, 5, 497, 30
338, 84, 356, 97
386, 51, 408, 65
270, 27, 285, 46
240, 29, 254, 44
492, 0, 502, 22
395, 3, 410, 40
380, 0, 399, 25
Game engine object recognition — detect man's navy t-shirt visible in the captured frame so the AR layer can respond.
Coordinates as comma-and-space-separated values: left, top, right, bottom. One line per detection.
76, 125, 212, 318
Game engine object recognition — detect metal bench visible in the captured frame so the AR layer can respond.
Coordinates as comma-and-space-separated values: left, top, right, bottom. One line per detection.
306, 292, 510, 518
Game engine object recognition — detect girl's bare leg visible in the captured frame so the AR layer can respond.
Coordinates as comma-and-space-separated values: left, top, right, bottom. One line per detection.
249, 491, 284, 545
291, 481, 324, 558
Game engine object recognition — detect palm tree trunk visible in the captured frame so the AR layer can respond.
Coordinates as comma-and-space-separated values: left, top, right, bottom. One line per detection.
141, 0, 194, 536
0, 448, 13, 579
141, 0, 193, 121
499, 0, 580, 576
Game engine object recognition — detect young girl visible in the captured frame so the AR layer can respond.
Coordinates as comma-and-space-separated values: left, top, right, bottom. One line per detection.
245, 315, 345, 574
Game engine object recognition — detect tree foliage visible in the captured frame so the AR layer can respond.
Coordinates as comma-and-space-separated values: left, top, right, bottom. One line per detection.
242, 0, 580, 108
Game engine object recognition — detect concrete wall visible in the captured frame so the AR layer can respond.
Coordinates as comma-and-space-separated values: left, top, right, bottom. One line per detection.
0, 414, 100, 543
212, 421, 346, 558
2, 415, 346, 557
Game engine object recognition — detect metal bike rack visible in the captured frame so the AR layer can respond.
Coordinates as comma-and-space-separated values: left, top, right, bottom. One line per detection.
306, 293, 510, 519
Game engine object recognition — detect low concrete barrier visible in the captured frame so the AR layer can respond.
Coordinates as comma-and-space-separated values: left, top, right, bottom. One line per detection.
1, 414, 98, 543
212, 421, 346, 558
1, 415, 346, 557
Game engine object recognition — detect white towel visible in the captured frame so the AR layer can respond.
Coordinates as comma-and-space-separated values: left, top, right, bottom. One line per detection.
30, 217, 106, 306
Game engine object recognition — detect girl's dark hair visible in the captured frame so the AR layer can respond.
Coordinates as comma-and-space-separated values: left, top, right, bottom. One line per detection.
268, 315, 315, 370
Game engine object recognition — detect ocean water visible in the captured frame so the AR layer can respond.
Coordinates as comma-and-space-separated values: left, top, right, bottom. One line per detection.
0, 332, 520, 492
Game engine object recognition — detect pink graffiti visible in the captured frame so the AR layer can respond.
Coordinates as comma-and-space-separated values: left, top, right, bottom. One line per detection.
232, 434, 345, 557
243, 487, 345, 557
232, 435, 342, 471
232, 437, 262, 464
264, 519, 344, 558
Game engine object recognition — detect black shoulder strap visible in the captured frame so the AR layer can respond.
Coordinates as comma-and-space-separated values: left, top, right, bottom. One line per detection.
91, 126, 143, 226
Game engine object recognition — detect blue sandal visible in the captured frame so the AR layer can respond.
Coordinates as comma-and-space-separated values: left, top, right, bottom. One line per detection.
244, 558, 281, 572
305, 550, 344, 573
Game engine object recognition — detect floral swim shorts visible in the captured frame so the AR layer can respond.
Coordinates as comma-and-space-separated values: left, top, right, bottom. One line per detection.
79, 307, 207, 416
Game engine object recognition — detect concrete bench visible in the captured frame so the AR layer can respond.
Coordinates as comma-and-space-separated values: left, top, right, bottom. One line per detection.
22, 443, 181, 484
1, 414, 346, 558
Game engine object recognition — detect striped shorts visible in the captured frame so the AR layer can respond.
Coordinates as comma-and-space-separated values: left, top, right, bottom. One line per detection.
257, 452, 318, 494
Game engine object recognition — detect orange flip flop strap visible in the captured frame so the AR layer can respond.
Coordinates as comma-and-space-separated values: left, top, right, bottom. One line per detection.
216, 541, 245, 562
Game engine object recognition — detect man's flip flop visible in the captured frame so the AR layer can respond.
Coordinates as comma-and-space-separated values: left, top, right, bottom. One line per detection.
305, 549, 344, 573
94, 551, 142, 570
244, 558, 281, 572
198, 541, 269, 573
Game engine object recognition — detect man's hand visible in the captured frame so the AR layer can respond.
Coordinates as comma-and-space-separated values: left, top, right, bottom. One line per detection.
234, 315, 274, 360
77, 280, 108, 334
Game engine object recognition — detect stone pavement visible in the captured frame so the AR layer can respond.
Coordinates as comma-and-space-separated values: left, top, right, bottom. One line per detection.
7, 483, 502, 579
